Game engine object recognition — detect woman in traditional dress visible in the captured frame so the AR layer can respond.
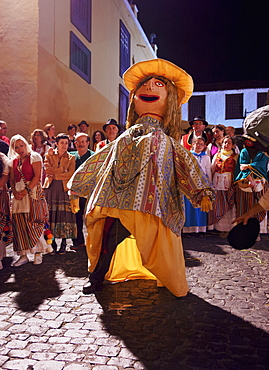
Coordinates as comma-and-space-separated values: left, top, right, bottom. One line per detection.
208, 136, 238, 233
8, 135, 50, 267
67, 124, 77, 151
43, 133, 76, 254
233, 136, 269, 233
207, 125, 226, 159
68, 59, 214, 297
30, 129, 51, 184
183, 137, 212, 233
0, 153, 12, 269
92, 130, 105, 152
43, 123, 56, 148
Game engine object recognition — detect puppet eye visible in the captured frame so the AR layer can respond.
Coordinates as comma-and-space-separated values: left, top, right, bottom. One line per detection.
155, 81, 164, 87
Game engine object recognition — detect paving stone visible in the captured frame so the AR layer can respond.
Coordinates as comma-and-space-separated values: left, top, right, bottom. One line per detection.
96, 346, 120, 357
48, 336, 71, 344
0, 355, 9, 367
64, 329, 90, 337
6, 340, 28, 350
92, 366, 118, 370
74, 344, 98, 353
64, 365, 90, 370
55, 353, 84, 361
50, 343, 76, 353
1, 232, 268, 369
26, 343, 52, 352
2, 358, 37, 369
7, 350, 31, 359
31, 360, 65, 370
31, 352, 56, 361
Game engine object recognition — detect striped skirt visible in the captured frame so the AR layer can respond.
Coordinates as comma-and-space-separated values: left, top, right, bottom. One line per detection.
208, 189, 234, 226
44, 180, 77, 239
235, 184, 267, 223
12, 213, 44, 253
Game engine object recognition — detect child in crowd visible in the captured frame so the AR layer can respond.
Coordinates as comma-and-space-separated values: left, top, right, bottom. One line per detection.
183, 137, 212, 233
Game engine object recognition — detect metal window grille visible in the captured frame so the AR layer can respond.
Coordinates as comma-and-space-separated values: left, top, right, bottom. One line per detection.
119, 20, 130, 77
225, 94, 243, 119
188, 95, 206, 121
70, 31, 91, 84
71, 0, 92, 42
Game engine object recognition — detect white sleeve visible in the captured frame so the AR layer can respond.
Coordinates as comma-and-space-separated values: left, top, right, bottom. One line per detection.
30, 151, 42, 164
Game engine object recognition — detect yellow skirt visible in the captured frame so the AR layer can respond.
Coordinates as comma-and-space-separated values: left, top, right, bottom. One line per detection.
85, 206, 188, 297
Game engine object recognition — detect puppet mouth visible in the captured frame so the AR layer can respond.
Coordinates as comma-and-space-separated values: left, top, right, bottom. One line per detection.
139, 94, 160, 102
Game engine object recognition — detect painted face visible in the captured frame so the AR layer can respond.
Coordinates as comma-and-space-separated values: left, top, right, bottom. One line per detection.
192, 138, 206, 153
14, 139, 27, 158
56, 138, 69, 152
95, 132, 102, 142
105, 125, 119, 141
222, 137, 233, 151
133, 77, 168, 117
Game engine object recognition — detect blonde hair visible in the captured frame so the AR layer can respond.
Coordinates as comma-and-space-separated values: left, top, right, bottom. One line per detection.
8, 134, 32, 161
126, 75, 182, 140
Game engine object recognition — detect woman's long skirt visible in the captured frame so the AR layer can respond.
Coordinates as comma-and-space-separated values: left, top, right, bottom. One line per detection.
45, 180, 77, 239
183, 197, 207, 233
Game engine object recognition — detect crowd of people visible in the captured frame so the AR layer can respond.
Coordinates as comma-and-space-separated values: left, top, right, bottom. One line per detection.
181, 116, 269, 237
0, 57, 268, 301
0, 118, 121, 269
0, 111, 268, 272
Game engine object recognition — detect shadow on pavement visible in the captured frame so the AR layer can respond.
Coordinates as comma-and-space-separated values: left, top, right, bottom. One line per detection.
182, 232, 228, 255
0, 247, 89, 311
95, 282, 269, 369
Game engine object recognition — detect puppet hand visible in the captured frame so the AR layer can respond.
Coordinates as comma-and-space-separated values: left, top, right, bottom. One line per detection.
70, 198, 80, 214
200, 196, 212, 212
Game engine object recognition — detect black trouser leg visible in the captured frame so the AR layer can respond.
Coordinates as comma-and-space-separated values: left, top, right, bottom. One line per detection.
90, 218, 131, 284
72, 197, 86, 246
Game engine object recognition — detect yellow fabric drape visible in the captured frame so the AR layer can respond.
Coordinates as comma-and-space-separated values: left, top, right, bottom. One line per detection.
105, 236, 156, 281
85, 206, 188, 297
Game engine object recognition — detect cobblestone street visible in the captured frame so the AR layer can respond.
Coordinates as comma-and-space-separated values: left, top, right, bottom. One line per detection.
0, 231, 268, 369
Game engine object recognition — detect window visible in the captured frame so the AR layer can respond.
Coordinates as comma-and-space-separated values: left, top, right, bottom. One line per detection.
119, 85, 129, 130
70, 31, 91, 84
119, 20, 130, 77
225, 93, 243, 119
71, 0, 92, 42
257, 92, 268, 108
188, 95, 205, 121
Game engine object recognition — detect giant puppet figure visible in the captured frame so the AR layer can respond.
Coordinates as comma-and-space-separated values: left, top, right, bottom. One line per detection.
68, 59, 214, 297
233, 105, 269, 226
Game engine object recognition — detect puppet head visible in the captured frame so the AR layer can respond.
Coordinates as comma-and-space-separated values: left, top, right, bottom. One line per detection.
243, 105, 269, 153
123, 59, 193, 140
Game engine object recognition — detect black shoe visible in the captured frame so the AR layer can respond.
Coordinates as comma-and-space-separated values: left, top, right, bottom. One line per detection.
58, 239, 67, 254
83, 280, 103, 294
50, 240, 57, 255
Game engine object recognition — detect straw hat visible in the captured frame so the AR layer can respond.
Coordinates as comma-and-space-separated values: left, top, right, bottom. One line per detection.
123, 58, 193, 106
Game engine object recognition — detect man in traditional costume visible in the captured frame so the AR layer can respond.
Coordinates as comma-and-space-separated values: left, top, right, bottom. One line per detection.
181, 115, 212, 151
68, 58, 214, 297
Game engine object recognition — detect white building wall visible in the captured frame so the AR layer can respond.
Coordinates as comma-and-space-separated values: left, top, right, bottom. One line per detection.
182, 88, 269, 128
